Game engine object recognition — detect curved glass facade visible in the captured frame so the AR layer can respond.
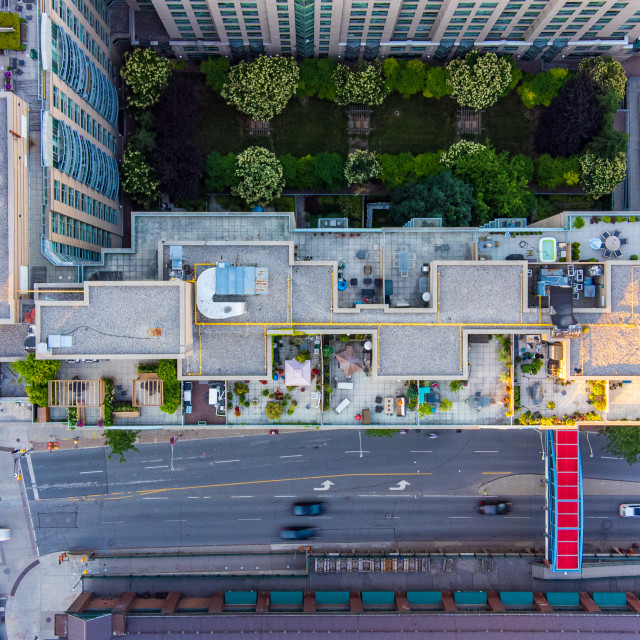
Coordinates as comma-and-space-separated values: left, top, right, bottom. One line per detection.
51, 22, 118, 127
52, 118, 119, 201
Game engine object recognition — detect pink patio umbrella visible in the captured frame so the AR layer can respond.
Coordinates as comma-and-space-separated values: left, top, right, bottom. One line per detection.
335, 346, 363, 378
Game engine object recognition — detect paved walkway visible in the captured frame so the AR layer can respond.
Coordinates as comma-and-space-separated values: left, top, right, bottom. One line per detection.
626, 77, 640, 211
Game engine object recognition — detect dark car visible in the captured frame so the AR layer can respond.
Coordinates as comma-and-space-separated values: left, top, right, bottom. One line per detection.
280, 526, 318, 540
478, 500, 512, 515
505, 254, 526, 261
293, 502, 324, 516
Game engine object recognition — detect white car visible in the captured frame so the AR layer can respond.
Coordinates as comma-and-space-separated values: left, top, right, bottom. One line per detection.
619, 504, 640, 517
0, 528, 10, 541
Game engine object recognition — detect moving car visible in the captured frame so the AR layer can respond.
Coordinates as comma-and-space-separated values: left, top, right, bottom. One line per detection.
293, 502, 324, 516
0, 528, 10, 541
619, 504, 640, 517
478, 500, 512, 515
280, 526, 317, 540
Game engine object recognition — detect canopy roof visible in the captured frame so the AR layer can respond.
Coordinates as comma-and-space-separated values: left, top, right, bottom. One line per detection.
284, 359, 311, 386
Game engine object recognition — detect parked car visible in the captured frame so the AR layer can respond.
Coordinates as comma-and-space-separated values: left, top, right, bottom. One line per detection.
505, 254, 525, 261
619, 504, 640, 517
293, 502, 324, 516
478, 500, 512, 515
0, 528, 11, 541
280, 526, 317, 540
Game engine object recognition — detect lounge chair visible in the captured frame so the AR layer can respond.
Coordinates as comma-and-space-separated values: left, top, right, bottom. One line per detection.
601, 231, 610, 240
620, 238, 628, 245
613, 229, 621, 237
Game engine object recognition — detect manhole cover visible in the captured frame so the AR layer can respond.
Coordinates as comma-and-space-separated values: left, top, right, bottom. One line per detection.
46, 617, 51, 623
4, 568, 10, 575
602, 520, 612, 530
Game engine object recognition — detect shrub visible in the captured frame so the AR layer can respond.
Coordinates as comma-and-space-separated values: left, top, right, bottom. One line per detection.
631, 255, 639, 260
295, 350, 311, 363
579, 56, 627, 101
440, 140, 486, 169
157, 360, 180, 414
423, 66, 452, 99
418, 402, 433, 418
200, 56, 230, 93
265, 401, 285, 420
573, 216, 585, 229
344, 150, 382, 185
517, 68, 571, 109
440, 399, 453, 412
221, 55, 299, 120
234, 382, 249, 396
333, 61, 388, 106
449, 380, 464, 393
262, 389, 270, 396
122, 147, 159, 207
232, 146, 284, 207
102, 378, 115, 427
137, 363, 159, 374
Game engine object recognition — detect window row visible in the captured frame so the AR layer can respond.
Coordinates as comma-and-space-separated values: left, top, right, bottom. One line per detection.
51, 212, 112, 248
53, 179, 118, 224
50, 241, 102, 262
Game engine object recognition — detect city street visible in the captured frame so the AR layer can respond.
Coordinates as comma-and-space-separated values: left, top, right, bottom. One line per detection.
20, 430, 640, 554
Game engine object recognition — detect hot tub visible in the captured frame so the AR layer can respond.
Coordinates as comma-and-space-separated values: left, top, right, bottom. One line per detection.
539, 237, 557, 263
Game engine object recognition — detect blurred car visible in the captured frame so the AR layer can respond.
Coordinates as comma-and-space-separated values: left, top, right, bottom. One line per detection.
619, 504, 640, 517
293, 502, 324, 516
0, 528, 10, 541
478, 500, 512, 515
280, 526, 317, 540
505, 254, 525, 261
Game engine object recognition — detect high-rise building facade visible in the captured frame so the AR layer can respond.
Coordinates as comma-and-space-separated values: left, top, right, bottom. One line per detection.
127, 0, 640, 62
40, 0, 122, 265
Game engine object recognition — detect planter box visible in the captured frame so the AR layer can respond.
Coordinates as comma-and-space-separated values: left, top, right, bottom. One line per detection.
113, 410, 140, 418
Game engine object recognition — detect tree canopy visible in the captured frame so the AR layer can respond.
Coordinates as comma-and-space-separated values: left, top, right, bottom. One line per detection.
297, 58, 338, 100
383, 58, 426, 98
11, 355, 60, 407
423, 66, 452, 99
232, 146, 285, 206
220, 55, 299, 121
344, 150, 382, 185
579, 151, 626, 200
201, 56, 230, 93
579, 56, 627, 101
446, 52, 512, 110
600, 426, 640, 465
120, 48, 172, 110
333, 61, 389, 106
517, 68, 571, 109
104, 430, 140, 463
534, 74, 605, 157
122, 147, 159, 207
387, 171, 476, 227
206, 151, 238, 192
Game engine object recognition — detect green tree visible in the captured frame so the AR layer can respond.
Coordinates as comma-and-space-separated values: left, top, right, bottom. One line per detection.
440, 399, 453, 412
440, 140, 487, 169
517, 68, 571, 109
379, 152, 417, 188
383, 58, 425, 98
382, 57, 403, 93
10, 354, 60, 407
104, 429, 140, 463
423, 66, 452, 99
296, 155, 320, 190
586, 115, 630, 161
314, 152, 344, 190
344, 150, 382, 185
413, 152, 444, 180
221, 55, 299, 121
580, 151, 626, 200
446, 52, 512, 110
297, 58, 338, 100
122, 147, 159, 207
280, 153, 299, 188
579, 56, 627, 101
333, 61, 389, 106
205, 150, 238, 192
266, 401, 285, 420
418, 402, 433, 418
387, 171, 476, 227
534, 154, 581, 188
201, 56, 231, 93
444, 143, 535, 225
365, 429, 399, 438
232, 146, 284, 207
600, 426, 640, 465
120, 48, 171, 110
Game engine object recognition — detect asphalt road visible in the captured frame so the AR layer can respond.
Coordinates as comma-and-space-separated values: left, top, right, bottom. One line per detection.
21, 430, 640, 554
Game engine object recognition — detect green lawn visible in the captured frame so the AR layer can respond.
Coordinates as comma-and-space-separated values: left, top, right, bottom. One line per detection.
480, 92, 541, 157
369, 94, 458, 155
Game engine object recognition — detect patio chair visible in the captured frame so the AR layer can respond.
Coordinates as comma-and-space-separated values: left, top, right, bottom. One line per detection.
620, 238, 628, 245
400, 271, 408, 278
601, 231, 610, 240
375, 396, 383, 405
375, 406, 384, 413
613, 229, 621, 237
363, 277, 372, 285
573, 283, 583, 292
374, 278, 383, 287
575, 270, 583, 282
603, 249, 612, 258
350, 278, 358, 286
434, 245, 442, 252
614, 250, 622, 258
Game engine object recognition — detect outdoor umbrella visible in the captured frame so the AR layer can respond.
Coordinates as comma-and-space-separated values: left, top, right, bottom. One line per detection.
335, 346, 363, 378
284, 359, 311, 386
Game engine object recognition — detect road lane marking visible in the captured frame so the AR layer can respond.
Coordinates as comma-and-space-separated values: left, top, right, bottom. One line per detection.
79, 470, 104, 474
448, 516, 472, 519
232, 495, 254, 498
142, 497, 168, 500
601, 456, 623, 460
25, 455, 39, 501
101, 520, 125, 524
481, 472, 511, 475
475, 451, 498, 453
410, 451, 432, 453
358, 494, 414, 498
505, 516, 531, 519
141, 459, 163, 463
345, 451, 370, 453
187, 496, 200, 499
145, 465, 169, 469
238, 518, 262, 521
585, 516, 609, 519
165, 519, 186, 522
275, 495, 296, 498
216, 459, 240, 463
280, 455, 303, 458
60, 472, 433, 502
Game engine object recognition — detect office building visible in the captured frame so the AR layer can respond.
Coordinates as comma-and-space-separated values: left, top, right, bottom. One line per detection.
125, 0, 640, 62
39, 0, 122, 265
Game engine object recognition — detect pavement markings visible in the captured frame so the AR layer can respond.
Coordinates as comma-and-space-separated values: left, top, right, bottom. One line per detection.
410, 451, 432, 453
79, 470, 104, 474
232, 495, 254, 498
601, 456, 624, 460
585, 516, 609, 519
187, 496, 200, 499
238, 518, 262, 521
475, 451, 498, 453
145, 465, 169, 469
275, 495, 297, 498
358, 494, 414, 498
216, 459, 240, 464
165, 519, 187, 522
25, 455, 40, 501
481, 471, 511, 475
141, 459, 164, 463
280, 455, 303, 458
142, 497, 168, 500
345, 451, 370, 454
505, 516, 531, 519
101, 520, 125, 524
448, 516, 472, 519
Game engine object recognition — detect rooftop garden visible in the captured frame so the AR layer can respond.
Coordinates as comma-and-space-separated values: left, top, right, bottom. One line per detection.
0, 12, 23, 51
121, 51, 627, 225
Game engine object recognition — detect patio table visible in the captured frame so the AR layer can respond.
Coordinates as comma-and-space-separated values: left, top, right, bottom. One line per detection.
478, 241, 494, 250
605, 236, 621, 251
397, 250, 412, 272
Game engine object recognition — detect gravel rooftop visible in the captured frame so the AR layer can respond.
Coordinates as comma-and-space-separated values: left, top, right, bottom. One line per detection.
291, 264, 332, 324
438, 265, 523, 325
0, 323, 29, 358
0, 97, 10, 320
38, 284, 182, 355
379, 325, 462, 377
185, 244, 289, 324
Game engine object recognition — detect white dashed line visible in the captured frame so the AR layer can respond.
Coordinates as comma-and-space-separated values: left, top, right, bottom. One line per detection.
216, 459, 240, 463
280, 455, 303, 458
145, 465, 169, 469
79, 470, 104, 474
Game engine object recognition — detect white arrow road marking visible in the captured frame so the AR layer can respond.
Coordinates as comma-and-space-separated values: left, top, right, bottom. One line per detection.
389, 481, 411, 491
314, 480, 335, 491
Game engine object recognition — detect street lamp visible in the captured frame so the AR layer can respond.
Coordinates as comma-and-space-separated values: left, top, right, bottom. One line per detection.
585, 431, 594, 458
535, 429, 545, 461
